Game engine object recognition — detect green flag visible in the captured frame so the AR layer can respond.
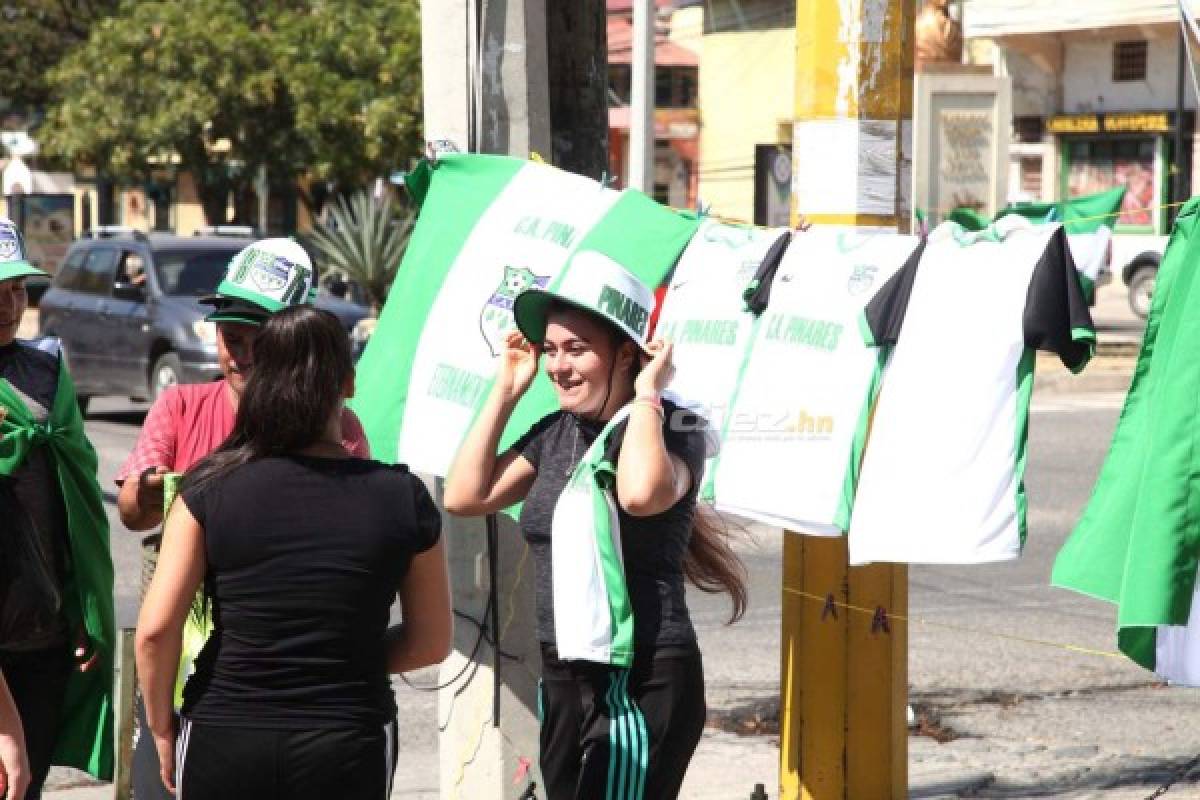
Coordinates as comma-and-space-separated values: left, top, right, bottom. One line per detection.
350, 154, 699, 473
1052, 196, 1200, 684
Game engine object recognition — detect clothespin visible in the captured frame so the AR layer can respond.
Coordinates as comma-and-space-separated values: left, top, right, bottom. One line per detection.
871, 606, 890, 635
821, 593, 838, 621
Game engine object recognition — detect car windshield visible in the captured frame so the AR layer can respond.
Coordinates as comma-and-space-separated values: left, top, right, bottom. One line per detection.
153, 247, 242, 296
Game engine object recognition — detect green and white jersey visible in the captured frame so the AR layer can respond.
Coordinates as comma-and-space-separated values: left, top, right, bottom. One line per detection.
849, 216, 1095, 565
709, 228, 919, 535
654, 219, 792, 493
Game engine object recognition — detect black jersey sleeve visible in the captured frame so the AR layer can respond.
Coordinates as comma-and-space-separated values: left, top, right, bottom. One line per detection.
1023, 227, 1096, 374
743, 230, 793, 314
859, 238, 927, 347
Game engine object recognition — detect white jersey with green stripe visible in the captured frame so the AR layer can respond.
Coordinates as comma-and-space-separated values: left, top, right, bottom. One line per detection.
849, 216, 1095, 565
654, 219, 792, 490
709, 228, 919, 535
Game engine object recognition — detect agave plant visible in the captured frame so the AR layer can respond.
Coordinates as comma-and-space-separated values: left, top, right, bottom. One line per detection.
305, 190, 414, 313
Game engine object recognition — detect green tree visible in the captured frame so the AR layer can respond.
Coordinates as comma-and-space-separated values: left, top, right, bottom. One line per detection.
0, 0, 121, 117
40, 0, 422, 224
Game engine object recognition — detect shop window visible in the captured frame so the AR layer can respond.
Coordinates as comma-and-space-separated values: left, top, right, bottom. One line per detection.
655, 66, 699, 109
1065, 137, 1157, 228
1113, 41, 1148, 83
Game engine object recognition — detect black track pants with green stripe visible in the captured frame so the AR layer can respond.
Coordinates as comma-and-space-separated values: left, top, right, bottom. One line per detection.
538, 643, 705, 800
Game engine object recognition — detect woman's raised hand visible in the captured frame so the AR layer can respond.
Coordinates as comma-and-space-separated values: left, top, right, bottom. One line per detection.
497, 330, 540, 401
636, 340, 676, 397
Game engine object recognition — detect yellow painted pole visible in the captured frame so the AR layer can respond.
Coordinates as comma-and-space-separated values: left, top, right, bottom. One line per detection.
781, 1, 914, 798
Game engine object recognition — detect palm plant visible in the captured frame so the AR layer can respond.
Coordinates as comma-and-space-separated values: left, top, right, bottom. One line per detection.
305, 189, 414, 313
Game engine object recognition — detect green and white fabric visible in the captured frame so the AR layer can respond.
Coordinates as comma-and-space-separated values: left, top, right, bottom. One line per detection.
0, 217, 47, 282
210, 238, 316, 313
552, 406, 634, 666
710, 228, 918, 534
351, 154, 698, 473
1053, 197, 1200, 684
1001, 186, 1126, 302
653, 220, 789, 473
850, 216, 1095, 565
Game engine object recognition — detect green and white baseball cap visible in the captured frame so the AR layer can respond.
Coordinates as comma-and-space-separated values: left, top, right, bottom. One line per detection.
513, 251, 655, 351
202, 238, 315, 324
0, 218, 47, 282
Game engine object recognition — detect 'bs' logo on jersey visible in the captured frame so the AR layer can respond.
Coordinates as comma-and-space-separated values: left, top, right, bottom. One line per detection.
847, 264, 879, 296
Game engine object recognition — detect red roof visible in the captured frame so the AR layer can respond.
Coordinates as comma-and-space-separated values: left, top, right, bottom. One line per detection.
607, 15, 698, 66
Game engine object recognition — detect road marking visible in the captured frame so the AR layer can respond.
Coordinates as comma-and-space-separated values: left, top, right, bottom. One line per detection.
1031, 392, 1126, 413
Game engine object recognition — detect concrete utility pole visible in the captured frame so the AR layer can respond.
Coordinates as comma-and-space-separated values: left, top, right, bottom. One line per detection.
781, 1, 915, 798
420, 2, 551, 798
628, 0, 656, 191
546, 3, 610, 178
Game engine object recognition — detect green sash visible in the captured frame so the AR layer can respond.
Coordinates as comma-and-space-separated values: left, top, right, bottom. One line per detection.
0, 359, 115, 780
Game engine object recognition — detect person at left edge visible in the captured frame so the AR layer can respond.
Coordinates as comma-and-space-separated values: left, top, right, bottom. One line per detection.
0, 217, 115, 798
115, 237, 371, 533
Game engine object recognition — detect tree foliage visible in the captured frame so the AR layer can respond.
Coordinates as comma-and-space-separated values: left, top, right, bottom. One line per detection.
0, 0, 121, 116
39, 0, 423, 223
304, 189, 412, 312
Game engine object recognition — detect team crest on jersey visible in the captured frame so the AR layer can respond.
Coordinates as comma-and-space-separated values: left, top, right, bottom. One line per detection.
480, 265, 549, 357
847, 265, 879, 296
0, 224, 20, 261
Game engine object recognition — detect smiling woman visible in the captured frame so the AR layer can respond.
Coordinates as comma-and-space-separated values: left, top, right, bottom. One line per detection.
444, 253, 747, 800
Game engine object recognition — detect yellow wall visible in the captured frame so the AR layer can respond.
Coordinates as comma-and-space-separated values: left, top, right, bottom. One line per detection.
697, 26, 795, 222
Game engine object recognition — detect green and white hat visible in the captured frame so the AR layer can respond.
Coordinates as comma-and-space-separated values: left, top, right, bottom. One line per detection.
202, 238, 315, 324
0, 218, 47, 283
513, 251, 655, 351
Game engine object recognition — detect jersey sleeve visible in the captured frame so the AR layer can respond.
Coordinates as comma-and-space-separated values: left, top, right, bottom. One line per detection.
115, 389, 181, 484
860, 238, 927, 348
1023, 226, 1096, 374
743, 230, 793, 314
339, 408, 372, 458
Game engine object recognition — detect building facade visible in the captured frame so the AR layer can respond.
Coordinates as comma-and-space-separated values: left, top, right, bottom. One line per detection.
965, 0, 1198, 236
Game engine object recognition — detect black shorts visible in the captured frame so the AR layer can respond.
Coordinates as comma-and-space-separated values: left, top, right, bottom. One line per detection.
538, 643, 706, 800
176, 717, 398, 800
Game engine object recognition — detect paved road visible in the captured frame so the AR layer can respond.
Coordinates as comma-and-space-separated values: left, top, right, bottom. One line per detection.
50, 369, 1200, 798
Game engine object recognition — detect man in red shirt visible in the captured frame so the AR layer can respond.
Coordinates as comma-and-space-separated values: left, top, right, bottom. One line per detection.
116, 238, 370, 529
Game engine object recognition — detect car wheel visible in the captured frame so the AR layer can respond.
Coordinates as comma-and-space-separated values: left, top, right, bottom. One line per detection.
1128, 267, 1157, 319
150, 352, 183, 402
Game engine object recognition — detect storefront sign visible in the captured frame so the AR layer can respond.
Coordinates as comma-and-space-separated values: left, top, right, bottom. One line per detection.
1048, 112, 1173, 135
